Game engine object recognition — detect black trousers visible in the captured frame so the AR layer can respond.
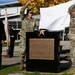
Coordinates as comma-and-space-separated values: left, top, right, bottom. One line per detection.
9, 37, 15, 57
0, 42, 2, 68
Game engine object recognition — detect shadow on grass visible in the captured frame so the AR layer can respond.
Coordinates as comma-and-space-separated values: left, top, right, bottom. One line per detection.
1, 61, 26, 70
1, 63, 20, 69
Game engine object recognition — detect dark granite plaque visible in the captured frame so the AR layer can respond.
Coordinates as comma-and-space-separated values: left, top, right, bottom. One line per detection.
26, 32, 60, 72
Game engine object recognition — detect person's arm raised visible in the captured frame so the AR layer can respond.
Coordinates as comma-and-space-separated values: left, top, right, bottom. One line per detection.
20, 0, 32, 20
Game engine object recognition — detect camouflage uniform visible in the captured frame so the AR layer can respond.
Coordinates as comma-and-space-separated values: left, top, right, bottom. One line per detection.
18, 5, 39, 61
68, 4, 75, 66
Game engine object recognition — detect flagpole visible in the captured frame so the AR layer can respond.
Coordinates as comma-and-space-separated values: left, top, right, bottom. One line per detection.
5, 9, 10, 47
4, 9, 10, 58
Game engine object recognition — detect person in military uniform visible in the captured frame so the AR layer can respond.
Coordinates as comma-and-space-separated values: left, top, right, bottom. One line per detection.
18, 0, 39, 70
68, 4, 75, 67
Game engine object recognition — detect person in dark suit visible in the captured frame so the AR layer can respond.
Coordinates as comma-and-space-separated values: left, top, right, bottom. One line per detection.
0, 20, 6, 69
9, 25, 16, 57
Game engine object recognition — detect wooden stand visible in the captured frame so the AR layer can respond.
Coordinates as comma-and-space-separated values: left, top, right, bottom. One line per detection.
26, 31, 60, 72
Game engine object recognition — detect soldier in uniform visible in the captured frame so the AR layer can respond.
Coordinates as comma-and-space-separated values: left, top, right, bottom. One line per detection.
18, 0, 39, 70
68, 4, 75, 67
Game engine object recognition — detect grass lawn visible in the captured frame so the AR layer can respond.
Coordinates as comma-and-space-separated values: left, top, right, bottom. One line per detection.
0, 65, 20, 75
2, 42, 19, 47
0, 65, 74, 75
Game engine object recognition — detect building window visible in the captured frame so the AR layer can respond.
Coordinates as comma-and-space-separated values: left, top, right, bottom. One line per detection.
8, 21, 17, 29
18, 21, 22, 29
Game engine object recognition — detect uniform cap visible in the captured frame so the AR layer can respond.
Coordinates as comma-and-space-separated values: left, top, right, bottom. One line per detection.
27, 9, 33, 15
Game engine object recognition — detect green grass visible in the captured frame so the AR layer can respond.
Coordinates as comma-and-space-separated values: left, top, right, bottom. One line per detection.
2, 42, 19, 47
24, 72, 41, 75
0, 65, 74, 75
0, 65, 42, 75
0, 65, 21, 75
61, 49, 70, 54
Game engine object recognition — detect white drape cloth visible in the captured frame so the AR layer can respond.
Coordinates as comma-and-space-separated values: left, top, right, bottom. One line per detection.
39, 1, 74, 31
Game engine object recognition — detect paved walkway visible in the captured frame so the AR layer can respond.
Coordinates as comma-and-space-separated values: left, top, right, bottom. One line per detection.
2, 46, 21, 66
60, 41, 70, 50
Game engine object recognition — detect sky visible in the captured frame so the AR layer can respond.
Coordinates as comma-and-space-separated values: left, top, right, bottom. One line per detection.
0, 0, 18, 4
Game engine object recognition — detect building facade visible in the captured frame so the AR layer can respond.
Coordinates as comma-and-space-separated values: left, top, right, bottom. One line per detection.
0, 2, 40, 40
0, 1, 70, 41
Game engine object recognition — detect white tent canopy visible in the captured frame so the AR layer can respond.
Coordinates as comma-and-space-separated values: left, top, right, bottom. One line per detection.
39, 1, 74, 31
